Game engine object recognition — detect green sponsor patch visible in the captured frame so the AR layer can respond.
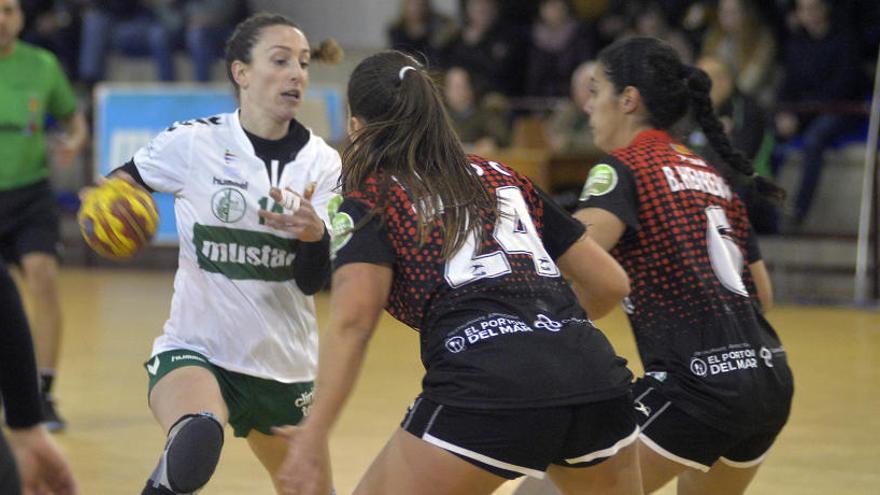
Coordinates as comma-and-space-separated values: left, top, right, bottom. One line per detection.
193, 224, 299, 281
329, 212, 354, 259
327, 194, 343, 219
579, 163, 618, 201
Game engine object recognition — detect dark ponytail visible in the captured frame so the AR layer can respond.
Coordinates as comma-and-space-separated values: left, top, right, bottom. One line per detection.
344, 50, 495, 258
598, 36, 784, 203
684, 66, 786, 202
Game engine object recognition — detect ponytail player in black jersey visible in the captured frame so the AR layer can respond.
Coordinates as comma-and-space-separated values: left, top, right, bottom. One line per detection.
275, 50, 644, 495
575, 37, 794, 494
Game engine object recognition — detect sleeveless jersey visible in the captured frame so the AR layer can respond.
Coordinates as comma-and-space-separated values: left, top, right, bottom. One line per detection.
578, 130, 793, 432
133, 111, 341, 382
332, 155, 632, 409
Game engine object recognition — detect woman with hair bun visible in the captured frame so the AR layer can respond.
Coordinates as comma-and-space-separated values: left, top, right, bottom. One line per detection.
85, 12, 343, 494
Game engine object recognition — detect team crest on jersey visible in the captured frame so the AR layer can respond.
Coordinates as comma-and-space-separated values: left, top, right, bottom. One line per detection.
579, 163, 618, 201
211, 188, 247, 223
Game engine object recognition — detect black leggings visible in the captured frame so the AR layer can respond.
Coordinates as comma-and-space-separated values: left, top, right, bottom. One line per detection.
0, 432, 21, 494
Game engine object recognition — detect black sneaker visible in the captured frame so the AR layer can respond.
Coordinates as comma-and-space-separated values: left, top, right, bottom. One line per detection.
41, 394, 66, 432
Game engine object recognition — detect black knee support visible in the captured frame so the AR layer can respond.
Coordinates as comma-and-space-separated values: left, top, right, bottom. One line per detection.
143, 412, 224, 494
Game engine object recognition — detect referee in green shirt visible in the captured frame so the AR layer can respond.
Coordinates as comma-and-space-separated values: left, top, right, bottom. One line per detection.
0, 0, 87, 432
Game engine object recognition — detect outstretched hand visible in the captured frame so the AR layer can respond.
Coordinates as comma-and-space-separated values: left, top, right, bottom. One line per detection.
259, 182, 326, 242
8, 425, 79, 495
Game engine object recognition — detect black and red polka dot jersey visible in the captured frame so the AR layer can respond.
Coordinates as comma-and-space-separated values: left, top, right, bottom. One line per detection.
333, 155, 632, 409
577, 130, 792, 433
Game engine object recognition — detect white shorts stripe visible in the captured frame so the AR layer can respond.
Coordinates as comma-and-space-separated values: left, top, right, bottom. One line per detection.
565, 426, 640, 464
421, 433, 546, 479
401, 398, 423, 430
720, 453, 767, 469
640, 400, 671, 430
633, 386, 654, 403
639, 432, 711, 472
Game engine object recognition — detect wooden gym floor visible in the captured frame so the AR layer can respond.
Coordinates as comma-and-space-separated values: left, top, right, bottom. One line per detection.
19, 269, 880, 494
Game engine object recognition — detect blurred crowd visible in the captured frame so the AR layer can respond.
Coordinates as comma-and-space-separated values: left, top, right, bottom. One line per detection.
389, 0, 877, 232
19, 0, 880, 232
19, 0, 249, 84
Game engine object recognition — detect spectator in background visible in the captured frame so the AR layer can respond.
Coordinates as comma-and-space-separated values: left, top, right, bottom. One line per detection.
700, 0, 777, 101
387, 0, 457, 67
595, 0, 689, 48
79, 0, 243, 84
152, 0, 248, 81
775, 0, 865, 228
683, 56, 778, 233
19, 0, 80, 78
443, 66, 510, 154
443, 0, 525, 96
545, 60, 600, 156
524, 0, 594, 98
625, 0, 693, 62
78, 0, 161, 84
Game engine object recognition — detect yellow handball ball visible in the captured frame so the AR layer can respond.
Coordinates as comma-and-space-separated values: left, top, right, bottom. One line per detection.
78, 178, 159, 260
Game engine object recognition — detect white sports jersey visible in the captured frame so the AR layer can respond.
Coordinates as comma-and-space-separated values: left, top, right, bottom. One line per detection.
134, 111, 341, 382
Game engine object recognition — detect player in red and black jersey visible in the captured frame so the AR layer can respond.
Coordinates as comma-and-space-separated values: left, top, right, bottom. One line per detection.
575, 37, 794, 494
276, 51, 642, 495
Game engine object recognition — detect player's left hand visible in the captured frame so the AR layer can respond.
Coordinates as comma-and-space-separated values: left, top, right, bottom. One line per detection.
274, 425, 332, 495
259, 182, 326, 242
8, 425, 79, 495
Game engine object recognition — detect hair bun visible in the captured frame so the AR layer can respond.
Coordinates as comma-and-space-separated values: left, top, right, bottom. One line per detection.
312, 38, 344, 64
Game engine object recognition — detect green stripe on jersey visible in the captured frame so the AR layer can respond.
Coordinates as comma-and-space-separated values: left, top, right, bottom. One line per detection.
193, 224, 299, 281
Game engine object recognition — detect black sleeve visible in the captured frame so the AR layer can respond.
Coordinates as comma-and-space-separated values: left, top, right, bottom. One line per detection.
745, 224, 762, 264
331, 198, 395, 271
0, 264, 42, 429
534, 185, 585, 260
574, 157, 640, 236
109, 160, 155, 193
292, 229, 331, 295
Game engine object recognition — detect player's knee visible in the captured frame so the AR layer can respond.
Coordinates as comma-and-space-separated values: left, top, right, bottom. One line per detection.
151, 412, 224, 493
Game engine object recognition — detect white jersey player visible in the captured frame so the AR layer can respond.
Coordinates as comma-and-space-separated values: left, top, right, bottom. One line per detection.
90, 13, 342, 495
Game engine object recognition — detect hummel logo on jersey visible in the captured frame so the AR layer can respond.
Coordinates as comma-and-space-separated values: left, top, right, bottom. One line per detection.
634, 400, 651, 417
147, 356, 160, 375
213, 177, 248, 190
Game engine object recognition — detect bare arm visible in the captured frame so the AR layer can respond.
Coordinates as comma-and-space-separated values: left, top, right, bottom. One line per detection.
573, 207, 626, 252
557, 234, 630, 319
277, 262, 392, 494
749, 260, 774, 313
302, 262, 391, 433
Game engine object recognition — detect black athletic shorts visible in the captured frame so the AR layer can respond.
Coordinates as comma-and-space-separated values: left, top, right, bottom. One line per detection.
633, 376, 784, 471
0, 180, 61, 265
401, 393, 638, 480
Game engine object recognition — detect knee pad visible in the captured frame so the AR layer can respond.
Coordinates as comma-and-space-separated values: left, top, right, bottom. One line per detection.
145, 412, 224, 494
